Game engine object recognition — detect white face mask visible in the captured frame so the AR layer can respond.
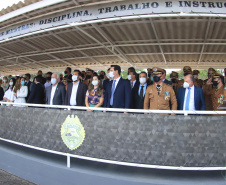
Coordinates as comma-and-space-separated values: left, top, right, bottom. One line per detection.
109, 71, 114, 78
72, 75, 78, 82
128, 75, 132, 80
3, 80, 7, 83
92, 80, 98, 86
183, 82, 190, 88
9, 82, 13, 86
139, 77, 146, 84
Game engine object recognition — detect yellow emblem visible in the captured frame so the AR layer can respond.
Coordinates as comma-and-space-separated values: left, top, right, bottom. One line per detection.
61, 115, 85, 150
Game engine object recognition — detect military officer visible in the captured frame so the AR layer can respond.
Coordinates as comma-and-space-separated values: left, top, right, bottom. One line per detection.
203, 73, 226, 113
170, 71, 179, 93
202, 67, 216, 110
192, 70, 203, 88
144, 67, 177, 112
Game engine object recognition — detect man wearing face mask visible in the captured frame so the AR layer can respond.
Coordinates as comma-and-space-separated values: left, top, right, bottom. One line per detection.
176, 74, 206, 111
46, 74, 66, 105
44, 72, 53, 89
170, 71, 179, 93
203, 73, 225, 112
37, 70, 46, 85
128, 71, 138, 89
144, 67, 177, 112
104, 65, 131, 109
192, 70, 203, 88
202, 68, 216, 110
162, 69, 172, 86
65, 70, 88, 106
63, 67, 72, 83
83, 69, 93, 86
103, 68, 111, 91
131, 72, 151, 109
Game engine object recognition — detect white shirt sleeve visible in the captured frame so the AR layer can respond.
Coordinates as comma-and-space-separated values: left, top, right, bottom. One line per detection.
17, 86, 28, 98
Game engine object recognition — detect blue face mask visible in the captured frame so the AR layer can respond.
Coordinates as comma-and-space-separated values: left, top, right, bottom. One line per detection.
51, 78, 57, 85
21, 81, 25, 86
151, 76, 154, 81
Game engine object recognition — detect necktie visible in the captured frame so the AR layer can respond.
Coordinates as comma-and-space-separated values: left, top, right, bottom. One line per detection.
185, 88, 191, 110
140, 86, 144, 100
110, 80, 116, 106
131, 81, 133, 89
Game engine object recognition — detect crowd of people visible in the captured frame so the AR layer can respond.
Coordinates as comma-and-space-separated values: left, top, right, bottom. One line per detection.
0, 66, 226, 114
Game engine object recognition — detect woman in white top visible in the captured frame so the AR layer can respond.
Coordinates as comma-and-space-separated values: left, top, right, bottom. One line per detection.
13, 77, 28, 107
3, 78, 16, 106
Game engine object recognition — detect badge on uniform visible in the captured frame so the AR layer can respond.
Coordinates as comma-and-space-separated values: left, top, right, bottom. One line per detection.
164, 91, 170, 100
218, 94, 224, 104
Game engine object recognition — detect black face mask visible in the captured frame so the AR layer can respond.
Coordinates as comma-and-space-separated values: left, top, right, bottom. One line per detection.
153, 76, 161, 83
86, 75, 91, 79
64, 71, 68, 75
171, 79, 177, 83
46, 77, 51, 81
60, 77, 63, 81
81, 74, 85, 78
184, 73, 189, 76
100, 75, 104, 79
212, 81, 218, 86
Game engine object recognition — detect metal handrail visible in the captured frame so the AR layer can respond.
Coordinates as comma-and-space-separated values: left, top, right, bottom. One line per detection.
0, 101, 226, 115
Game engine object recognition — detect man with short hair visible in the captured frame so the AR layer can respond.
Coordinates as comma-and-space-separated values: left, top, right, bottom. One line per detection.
25, 73, 31, 101
64, 67, 72, 82
144, 67, 177, 111
83, 69, 93, 86
131, 72, 151, 109
104, 65, 131, 109
177, 74, 206, 111
27, 76, 45, 104
65, 70, 88, 106
46, 74, 65, 105
128, 71, 138, 89
37, 70, 46, 85
103, 68, 111, 91
44, 72, 53, 89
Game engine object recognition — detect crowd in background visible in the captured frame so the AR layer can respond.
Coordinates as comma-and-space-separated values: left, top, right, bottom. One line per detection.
0, 66, 226, 114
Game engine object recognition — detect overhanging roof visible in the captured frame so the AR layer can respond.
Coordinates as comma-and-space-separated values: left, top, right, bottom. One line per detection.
0, 0, 226, 75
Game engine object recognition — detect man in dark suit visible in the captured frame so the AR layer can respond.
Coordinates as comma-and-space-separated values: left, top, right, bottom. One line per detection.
25, 73, 31, 101
176, 74, 206, 111
162, 69, 172, 86
104, 65, 131, 109
103, 68, 111, 91
46, 74, 66, 105
37, 70, 46, 85
128, 71, 139, 89
27, 76, 45, 104
131, 72, 151, 109
65, 70, 87, 106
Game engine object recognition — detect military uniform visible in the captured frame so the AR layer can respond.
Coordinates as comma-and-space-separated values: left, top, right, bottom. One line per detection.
170, 71, 179, 93
202, 68, 217, 110
144, 82, 177, 111
204, 85, 225, 111
193, 70, 203, 88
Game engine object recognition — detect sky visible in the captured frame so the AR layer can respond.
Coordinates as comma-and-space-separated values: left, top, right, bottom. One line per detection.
0, 0, 24, 11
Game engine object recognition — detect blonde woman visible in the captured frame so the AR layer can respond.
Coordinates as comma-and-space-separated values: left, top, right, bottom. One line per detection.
85, 75, 104, 112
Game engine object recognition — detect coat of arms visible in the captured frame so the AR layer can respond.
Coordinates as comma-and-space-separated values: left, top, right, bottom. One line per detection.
61, 115, 85, 150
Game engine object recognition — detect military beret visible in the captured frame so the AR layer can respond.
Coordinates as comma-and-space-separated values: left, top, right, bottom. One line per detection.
152, 67, 164, 75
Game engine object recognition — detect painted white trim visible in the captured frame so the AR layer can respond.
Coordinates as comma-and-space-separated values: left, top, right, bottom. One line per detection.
1, 137, 226, 171
1, 101, 226, 115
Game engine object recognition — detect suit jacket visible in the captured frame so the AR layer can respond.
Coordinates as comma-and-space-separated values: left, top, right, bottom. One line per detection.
46, 83, 66, 105
65, 81, 87, 106
104, 77, 131, 108
25, 81, 31, 102
0, 87, 4, 101
27, 83, 45, 104
176, 85, 206, 110
131, 82, 151, 109
103, 79, 110, 91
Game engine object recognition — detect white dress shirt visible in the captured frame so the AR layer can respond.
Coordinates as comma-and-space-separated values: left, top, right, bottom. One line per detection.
13, 86, 28, 107
50, 84, 58, 105
113, 76, 121, 90
70, 81, 80, 106
183, 85, 195, 111
130, 80, 136, 88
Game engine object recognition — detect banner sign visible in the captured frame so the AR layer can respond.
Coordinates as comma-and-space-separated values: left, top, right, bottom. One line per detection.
0, 0, 226, 41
